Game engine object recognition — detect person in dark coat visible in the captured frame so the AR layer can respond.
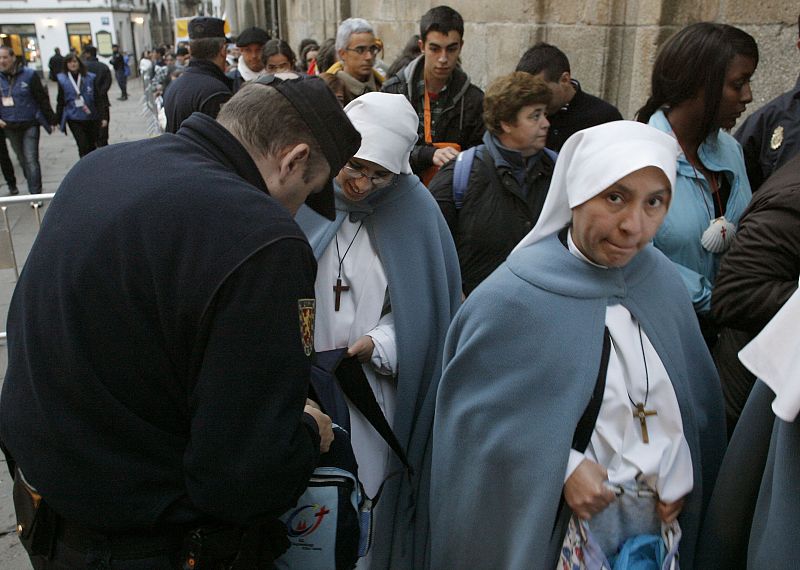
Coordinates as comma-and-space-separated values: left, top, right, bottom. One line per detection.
81, 45, 112, 147
47, 48, 63, 82
429, 71, 555, 296
382, 6, 484, 182
734, 14, 800, 193
710, 151, 800, 435
516, 42, 622, 152
163, 17, 233, 133
109, 44, 128, 100
0, 75, 360, 569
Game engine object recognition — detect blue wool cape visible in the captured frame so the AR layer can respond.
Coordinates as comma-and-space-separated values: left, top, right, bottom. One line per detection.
295, 175, 462, 569
696, 380, 800, 569
430, 233, 726, 570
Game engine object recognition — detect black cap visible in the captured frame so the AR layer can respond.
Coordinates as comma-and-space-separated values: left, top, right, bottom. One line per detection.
253, 73, 361, 220
236, 27, 271, 47
188, 17, 226, 40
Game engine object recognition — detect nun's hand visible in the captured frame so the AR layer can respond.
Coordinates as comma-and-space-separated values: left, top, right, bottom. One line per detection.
564, 459, 616, 520
657, 497, 685, 523
347, 335, 375, 363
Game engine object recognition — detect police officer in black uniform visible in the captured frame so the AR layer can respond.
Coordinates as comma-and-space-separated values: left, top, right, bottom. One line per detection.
0, 75, 360, 569
163, 17, 234, 133
735, 14, 800, 193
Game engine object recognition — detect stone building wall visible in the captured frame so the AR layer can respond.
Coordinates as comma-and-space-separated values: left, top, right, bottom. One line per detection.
284, 0, 799, 125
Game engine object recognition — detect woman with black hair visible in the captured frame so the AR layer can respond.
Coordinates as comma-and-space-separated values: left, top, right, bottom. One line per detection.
637, 22, 757, 348
56, 53, 106, 157
261, 39, 296, 74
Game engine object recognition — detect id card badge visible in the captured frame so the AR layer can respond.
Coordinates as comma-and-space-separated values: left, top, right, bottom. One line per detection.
74, 96, 84, 107
1, 96, 13, 107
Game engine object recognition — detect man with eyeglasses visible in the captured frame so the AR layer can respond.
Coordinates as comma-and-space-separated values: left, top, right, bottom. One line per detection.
382, 5, 485, 183
327, 18, 385, 100
295, 91, 461, 569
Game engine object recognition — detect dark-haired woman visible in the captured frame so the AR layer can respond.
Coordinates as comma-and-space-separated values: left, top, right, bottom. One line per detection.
56, 54, 107, 157
261, 39, 296, 74
637, 22, 757, 348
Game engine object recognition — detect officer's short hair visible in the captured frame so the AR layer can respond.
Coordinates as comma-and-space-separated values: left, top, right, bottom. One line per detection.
189, 37, 226, 61
483, 72, 552, 136
516, 43, 570, 82
217, 83, 327, 179
335, 18, 374, 52
83, 45, 97, 58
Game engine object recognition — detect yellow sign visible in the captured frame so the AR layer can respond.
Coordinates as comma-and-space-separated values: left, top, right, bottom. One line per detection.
174, 17, 230, 42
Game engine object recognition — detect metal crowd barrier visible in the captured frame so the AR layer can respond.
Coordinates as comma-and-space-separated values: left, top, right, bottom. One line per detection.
0, 193, 56, 343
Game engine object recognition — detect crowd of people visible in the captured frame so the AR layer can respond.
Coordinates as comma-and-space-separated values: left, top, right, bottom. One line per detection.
1, 4, 799, 570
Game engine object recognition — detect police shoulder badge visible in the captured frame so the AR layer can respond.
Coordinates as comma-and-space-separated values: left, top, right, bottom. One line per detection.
770, 125, 784, 150
298, 299, 316, 356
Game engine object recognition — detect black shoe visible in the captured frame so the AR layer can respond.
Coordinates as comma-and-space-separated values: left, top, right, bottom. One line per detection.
8, 187, 18, 196
117, 95, 128, 101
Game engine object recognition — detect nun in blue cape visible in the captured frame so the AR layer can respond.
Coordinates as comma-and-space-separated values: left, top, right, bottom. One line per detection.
295, 92, 462, 569
696, 288, 800, 569
430, 121, 726, 569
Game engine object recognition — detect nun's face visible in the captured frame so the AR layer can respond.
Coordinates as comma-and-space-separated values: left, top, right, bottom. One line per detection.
336, 157, 396, 201
571, 166, 671, 268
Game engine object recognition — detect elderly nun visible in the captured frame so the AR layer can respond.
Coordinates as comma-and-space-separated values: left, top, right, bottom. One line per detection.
430, 121, 726, 569
295, 91, 462, 569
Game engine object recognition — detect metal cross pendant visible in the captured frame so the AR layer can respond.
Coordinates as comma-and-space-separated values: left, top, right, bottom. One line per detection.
333, 278, 350, 312
633, 403, 657, 444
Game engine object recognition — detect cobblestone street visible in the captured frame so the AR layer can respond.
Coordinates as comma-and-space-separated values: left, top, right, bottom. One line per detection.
0, 76, 152, 569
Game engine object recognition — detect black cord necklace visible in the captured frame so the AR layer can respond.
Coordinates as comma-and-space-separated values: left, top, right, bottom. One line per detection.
627, 324, 657, 444
332, 221, 364, 311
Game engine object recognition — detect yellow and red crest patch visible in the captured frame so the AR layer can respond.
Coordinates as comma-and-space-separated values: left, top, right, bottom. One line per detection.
298, 299, 316, 356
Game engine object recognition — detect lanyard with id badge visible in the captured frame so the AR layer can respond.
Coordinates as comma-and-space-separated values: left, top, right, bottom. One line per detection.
68, 73, 89, 113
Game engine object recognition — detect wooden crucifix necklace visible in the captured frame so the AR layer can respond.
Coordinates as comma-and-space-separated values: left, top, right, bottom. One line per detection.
628, 324, 657, 444
333, 221, 364, 311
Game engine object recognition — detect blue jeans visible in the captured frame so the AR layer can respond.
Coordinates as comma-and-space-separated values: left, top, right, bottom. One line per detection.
5, 125, 42, 194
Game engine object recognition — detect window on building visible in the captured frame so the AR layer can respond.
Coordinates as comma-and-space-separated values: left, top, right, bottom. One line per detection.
0, 24, 42, 72
66, 23, 93, 55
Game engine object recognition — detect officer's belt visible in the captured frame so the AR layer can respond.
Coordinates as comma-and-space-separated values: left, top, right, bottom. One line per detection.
57, 518, 187, 559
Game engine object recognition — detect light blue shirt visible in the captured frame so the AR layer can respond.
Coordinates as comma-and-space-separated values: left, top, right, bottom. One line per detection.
649, 109, 752, 313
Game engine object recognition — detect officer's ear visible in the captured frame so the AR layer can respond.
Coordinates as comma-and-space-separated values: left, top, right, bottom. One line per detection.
278, 143, 311, 181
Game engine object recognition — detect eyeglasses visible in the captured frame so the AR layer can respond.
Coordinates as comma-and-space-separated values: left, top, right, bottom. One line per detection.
266, 61, 292, 73
342, 163, 396, 188
345, 45, 380, 56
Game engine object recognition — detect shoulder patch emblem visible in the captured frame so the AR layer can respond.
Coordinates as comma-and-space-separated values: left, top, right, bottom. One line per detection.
298, 299, 316, 357
770, 125, 784, 150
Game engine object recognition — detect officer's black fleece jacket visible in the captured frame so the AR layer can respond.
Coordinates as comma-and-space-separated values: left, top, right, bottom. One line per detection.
0, 113, 321, 532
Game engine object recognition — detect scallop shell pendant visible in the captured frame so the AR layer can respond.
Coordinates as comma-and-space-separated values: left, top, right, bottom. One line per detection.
700, 216, 736, 253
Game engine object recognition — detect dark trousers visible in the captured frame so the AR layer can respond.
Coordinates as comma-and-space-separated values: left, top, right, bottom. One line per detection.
0, 129, 16, 189
97, 120, 109, 147
30, 540, 181, 570
68, 121, 99, 158
115, 70, 128, 98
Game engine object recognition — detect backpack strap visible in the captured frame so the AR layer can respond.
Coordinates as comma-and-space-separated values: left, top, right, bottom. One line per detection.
452, 145, 481, 209
572, 327, 611, 452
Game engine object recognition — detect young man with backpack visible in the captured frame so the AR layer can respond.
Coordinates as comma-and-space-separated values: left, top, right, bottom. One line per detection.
428, 71, 555, 295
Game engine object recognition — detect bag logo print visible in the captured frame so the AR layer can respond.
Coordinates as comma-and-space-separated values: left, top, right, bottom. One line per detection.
286, 503, 330, 538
